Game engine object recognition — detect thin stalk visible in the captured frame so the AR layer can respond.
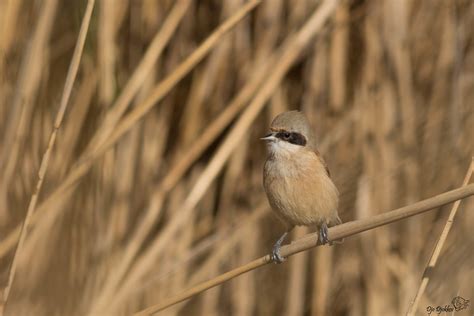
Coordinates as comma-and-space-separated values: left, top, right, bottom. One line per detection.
134, 183, 474, 315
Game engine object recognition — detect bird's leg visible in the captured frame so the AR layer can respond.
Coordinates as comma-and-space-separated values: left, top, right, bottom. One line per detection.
271, 231, 289, 264
319, 222, 330, 245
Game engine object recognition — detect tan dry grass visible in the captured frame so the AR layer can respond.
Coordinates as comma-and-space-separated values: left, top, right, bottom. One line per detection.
3, 0, 97, 304
1, 1, 474, 315
134, 184, 474, 315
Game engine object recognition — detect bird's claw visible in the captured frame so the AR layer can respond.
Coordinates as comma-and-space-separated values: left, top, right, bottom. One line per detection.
271, 231, 289, 264
320, 224, 330, 245
271, 245, 286, 264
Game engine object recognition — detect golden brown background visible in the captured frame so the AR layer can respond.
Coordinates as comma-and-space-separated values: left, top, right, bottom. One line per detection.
1, 0, 473, 315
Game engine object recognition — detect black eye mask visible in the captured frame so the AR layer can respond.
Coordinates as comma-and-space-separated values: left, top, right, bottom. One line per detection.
276, 131, 307, 146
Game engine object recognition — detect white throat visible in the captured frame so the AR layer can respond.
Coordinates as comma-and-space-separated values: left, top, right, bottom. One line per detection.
266, 139, 303, 158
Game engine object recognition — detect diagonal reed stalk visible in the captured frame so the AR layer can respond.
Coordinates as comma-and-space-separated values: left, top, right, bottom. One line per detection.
406, 157, 474, 316
82, 1, 262, 313
108, 110, 353, 314
87, 44, 273, 315
2, 0, 96, 306
0, 0, 262, 262
87, 0, 192, 154
134, 183, 474, 315
1, 1, 473, 315
94, 2, 342, 314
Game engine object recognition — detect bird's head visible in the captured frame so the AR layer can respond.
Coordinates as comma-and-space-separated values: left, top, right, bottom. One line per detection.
261, 111, 315, 157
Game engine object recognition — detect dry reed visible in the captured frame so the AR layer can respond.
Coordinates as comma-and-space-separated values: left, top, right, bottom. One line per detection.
3, 1, 97, 306
134, 183, 474, 315
406, 158, 474, 315
1, 1, 473, 315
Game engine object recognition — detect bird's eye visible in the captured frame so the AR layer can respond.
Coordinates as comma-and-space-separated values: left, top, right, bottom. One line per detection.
283, 132, 291, 139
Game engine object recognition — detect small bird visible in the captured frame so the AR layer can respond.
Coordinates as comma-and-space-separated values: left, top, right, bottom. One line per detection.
262, 111, 342, 263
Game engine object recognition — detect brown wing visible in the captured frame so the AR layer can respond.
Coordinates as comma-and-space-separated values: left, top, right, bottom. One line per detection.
313, 148, 331, 177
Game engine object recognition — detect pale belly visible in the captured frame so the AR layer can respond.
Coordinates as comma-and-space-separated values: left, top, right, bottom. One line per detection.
263, 157, 339, 228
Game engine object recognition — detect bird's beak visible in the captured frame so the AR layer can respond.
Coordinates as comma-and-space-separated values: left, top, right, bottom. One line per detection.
260, 132, 277, 141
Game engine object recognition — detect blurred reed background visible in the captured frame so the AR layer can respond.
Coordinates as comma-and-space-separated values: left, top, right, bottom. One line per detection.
1, 0, 474, 315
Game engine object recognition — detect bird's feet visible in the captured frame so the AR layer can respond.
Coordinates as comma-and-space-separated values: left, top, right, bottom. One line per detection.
319, 223, 330, 245
271, 231, 288, 264
271, 244, 286, 264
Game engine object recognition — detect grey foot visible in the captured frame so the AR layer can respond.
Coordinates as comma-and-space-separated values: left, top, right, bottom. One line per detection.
319, 223, 330, 245
271, 245, 286, 264
271, 231, 288, 264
